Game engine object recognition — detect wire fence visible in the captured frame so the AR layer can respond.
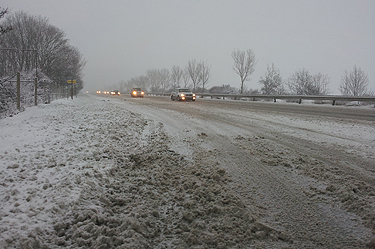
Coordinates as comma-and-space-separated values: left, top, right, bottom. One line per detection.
0, 72, 73, 118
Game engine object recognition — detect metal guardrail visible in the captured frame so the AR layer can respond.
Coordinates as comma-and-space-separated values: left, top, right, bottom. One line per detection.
146, 93, 375, 106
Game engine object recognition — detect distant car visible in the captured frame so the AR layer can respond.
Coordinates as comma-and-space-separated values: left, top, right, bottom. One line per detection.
131, 88, 144, 98
171, 88, 196, 101
96, 90, 101, 94
111, 90, 120, 95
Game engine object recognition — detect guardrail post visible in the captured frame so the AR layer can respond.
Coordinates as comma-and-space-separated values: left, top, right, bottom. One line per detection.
332, 100, 335, 106
274, 98, 276, 102
298, 99, 302, 104
17, 72, 21, 110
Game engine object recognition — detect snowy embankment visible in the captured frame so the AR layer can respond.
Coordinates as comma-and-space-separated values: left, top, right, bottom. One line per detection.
0, 95, 286, 248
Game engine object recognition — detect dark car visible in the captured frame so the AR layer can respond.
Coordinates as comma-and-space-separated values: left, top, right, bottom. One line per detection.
111, 90, 120, 95
131, 88, 144, 98
171, 88, 196, 101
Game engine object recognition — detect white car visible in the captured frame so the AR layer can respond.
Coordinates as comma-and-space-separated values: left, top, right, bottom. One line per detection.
171, 88, 196, 101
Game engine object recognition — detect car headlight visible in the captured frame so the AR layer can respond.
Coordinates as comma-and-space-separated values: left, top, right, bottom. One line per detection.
141, 92, 144, 95
193, 94, 196, 97
133, 91, 137, 95
181, 94, 185, 97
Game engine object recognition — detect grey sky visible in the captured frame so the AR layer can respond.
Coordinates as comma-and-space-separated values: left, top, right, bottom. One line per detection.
2, 0, 375, 94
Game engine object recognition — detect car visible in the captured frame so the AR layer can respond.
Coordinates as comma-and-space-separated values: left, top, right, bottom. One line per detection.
171, 88, 196, 101
96, 90, 101, 94
111, 90, 120, 95
131, 88, 144, 98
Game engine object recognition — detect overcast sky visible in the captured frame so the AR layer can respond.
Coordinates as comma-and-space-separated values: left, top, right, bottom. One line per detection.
2, 0, 375, 94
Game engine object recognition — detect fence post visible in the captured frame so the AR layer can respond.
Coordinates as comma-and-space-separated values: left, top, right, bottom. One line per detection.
48, 82, 51, 103
17, 72, 21, 110
34, 78, 38, 106
71, 82, 73, 100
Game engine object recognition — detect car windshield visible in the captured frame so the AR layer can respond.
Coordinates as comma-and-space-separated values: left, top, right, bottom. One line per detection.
179, 89, 190, 92
133, 88, 141, 91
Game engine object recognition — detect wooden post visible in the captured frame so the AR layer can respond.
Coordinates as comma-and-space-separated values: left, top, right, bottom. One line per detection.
48, 82, 51, 103
43, 85, 46, 103
34, 78, 38, 106
17, 72, 21, 110
71, 82, 73, 100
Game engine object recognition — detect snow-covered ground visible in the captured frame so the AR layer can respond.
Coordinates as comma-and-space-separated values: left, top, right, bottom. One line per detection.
0, 95, 265, 248
0, 94, 374, 248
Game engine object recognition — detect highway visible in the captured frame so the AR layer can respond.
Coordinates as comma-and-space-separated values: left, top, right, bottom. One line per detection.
104, 94, 375, 248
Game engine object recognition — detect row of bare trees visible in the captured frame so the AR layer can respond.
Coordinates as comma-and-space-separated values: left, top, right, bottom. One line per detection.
0, 10, 86, 93
232, 48, 371, 96
123, 48, 370, 96
119, 61, 211, 94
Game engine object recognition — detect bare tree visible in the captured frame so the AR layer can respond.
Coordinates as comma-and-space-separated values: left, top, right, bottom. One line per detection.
0, 7, 12, 35
171, 65, 183, 89
312, 73, 330, 95
182, 69, 190, 88
287, 69, 311, 95
186, 59, 202, 92
339, 66, 369, 96
146, 69, 170, 93
199, 61, 211, 92
259, 63, 284, 95
158, 68, 170, 93
288, 69, 330, 95
147, 69, 159, 92
232, 49, 256, 94
0, 11, 86, 92
123, 75, 149, 93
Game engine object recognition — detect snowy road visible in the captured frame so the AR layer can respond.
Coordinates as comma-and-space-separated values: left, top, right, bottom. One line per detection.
1, 94, 374, 248
118, 95, 375, 248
